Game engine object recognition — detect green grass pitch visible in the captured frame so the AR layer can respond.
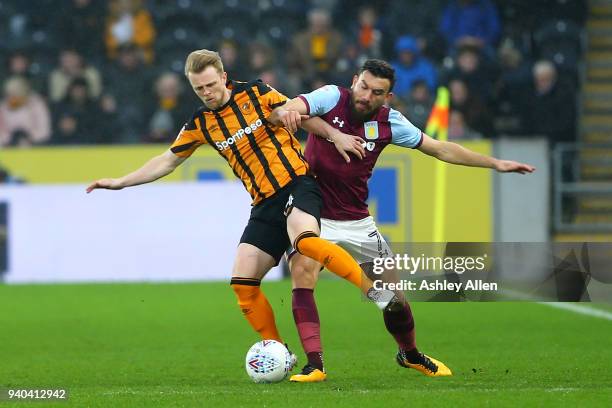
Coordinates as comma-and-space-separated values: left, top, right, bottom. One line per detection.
0, 279, 610, 407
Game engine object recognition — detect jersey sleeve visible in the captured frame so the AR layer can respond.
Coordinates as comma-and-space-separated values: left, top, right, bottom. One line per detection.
298, 85, 341, 116
389, 108, 424, 149
255, 81, 289, 109
169, 115, 206, 158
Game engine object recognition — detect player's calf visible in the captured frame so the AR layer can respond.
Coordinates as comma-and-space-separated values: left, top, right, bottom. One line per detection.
231, 277, 283, 343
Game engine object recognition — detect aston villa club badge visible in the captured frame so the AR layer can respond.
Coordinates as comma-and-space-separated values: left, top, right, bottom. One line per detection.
364, 121, 379, 140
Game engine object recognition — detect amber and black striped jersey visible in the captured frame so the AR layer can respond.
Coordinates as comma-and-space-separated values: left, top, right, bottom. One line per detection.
170, 80, 309, 205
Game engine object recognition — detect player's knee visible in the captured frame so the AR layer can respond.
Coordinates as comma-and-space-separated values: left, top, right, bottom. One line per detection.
230, 277, 261, 304
290, 258, 318, 289
291, 266, 317, 289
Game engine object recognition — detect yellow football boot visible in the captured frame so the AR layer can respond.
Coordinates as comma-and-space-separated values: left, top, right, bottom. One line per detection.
289, 364, 327, 382
396, 350, 452, 377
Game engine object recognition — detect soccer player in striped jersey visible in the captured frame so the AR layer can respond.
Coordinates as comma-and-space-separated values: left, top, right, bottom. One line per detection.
86, 50, 389, 369
269, 59, 534, 381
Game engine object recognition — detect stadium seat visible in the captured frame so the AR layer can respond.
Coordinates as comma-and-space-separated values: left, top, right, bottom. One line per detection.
219, 0, 260, 17
208, 3, 257, 27
155, 10, 213, 53
534, 19, 584, 79
28, 46, 57, 80
534, 19, 583, 57
149, 0, 209, 22
258, 0, 305, 20
257, 13, 303, 49
158, 8, 210, 30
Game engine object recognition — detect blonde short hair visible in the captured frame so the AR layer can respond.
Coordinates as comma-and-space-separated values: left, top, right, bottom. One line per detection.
184, 49, 224, 76
4, 76, 30, 97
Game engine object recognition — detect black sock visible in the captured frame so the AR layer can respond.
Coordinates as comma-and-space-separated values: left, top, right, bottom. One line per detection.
307, 351, 324, 371
402, 347, 422, 363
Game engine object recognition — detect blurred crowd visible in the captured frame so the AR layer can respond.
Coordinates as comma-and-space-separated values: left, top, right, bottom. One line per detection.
0, 0, 587, 147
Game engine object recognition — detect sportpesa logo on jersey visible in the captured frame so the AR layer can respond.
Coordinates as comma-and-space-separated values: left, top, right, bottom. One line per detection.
215, 119, 264, 151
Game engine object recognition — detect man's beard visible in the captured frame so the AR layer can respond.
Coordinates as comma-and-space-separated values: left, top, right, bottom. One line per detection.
349, 93, 375, 122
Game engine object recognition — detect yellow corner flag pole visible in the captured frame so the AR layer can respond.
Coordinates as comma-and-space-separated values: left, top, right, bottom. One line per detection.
425, 87, 450, 243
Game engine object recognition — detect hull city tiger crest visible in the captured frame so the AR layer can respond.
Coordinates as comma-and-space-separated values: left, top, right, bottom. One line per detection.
241, 101, 253, 115
364, 121, 379, 140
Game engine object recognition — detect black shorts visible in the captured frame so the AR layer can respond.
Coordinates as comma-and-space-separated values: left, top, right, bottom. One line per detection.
239, 175, 322, 265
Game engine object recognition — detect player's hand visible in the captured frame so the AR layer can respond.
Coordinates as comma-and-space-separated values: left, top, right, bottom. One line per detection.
278, 109, 309, 133
494, 160, 536, 174
86, 178, 124, 193
330, 131, 365, 163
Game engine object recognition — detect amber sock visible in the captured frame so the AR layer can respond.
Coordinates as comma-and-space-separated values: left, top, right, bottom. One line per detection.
231, 277, 282, 342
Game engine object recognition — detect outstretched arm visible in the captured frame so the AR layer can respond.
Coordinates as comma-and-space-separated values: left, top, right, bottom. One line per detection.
268, 97, 365, 162
86, 149, 186, 193
267, 97, 310, 133
417, 134, 535, 174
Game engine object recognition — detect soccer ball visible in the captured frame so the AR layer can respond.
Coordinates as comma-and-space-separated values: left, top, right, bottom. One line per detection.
245, 340, 292, 383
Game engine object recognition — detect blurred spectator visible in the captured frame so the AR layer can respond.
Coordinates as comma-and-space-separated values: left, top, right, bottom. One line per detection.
0, 77, 51, 147
448, 110, 483, 140
389, 97, 409, 118
449, 78, 495, 137
143, 72, 193, 144
48, 49, 102, 103
353, 6, 383, 59
541, 0, 588, 25
403, 79, 434, 129
0, 0, 584, 150
96, 94, 121, 144
311, 0, 340, 9
247, 42, 291, 94
57, 0, 105, 61
391, 35, 437, 101
51, 78, 99, 145
248, 42, 276, 77
5, 51, 30, 78
105, 0, 156, 64
335, 43, 366, 88
384, 0, 447, 62
218, 40, 248, 81
444, 45, 496, 103
259, 71, 282, 92
494, 39, 532, 130
309, 77, 329, 92
521, 60, 576, 143
439, 0, 501, 54
4, 50, 46, 94
105, 44, 154, 143
288, 8, 344, 91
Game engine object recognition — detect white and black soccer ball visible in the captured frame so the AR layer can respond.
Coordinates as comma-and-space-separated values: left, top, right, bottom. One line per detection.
245, 340, 292, 383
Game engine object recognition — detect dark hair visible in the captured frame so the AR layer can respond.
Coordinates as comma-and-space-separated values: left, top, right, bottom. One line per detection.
69, 77, 89, 89
359, 59, 395, 92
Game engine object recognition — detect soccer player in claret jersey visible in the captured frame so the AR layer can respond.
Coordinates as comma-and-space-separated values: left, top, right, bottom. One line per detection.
268, 59, 535, 382
86, 50, 390, 370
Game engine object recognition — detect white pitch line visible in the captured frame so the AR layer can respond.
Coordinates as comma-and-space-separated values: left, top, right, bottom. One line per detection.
538, 302, 612, 321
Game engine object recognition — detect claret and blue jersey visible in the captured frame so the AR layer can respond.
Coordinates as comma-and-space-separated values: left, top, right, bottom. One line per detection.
298, 85, 423, 221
